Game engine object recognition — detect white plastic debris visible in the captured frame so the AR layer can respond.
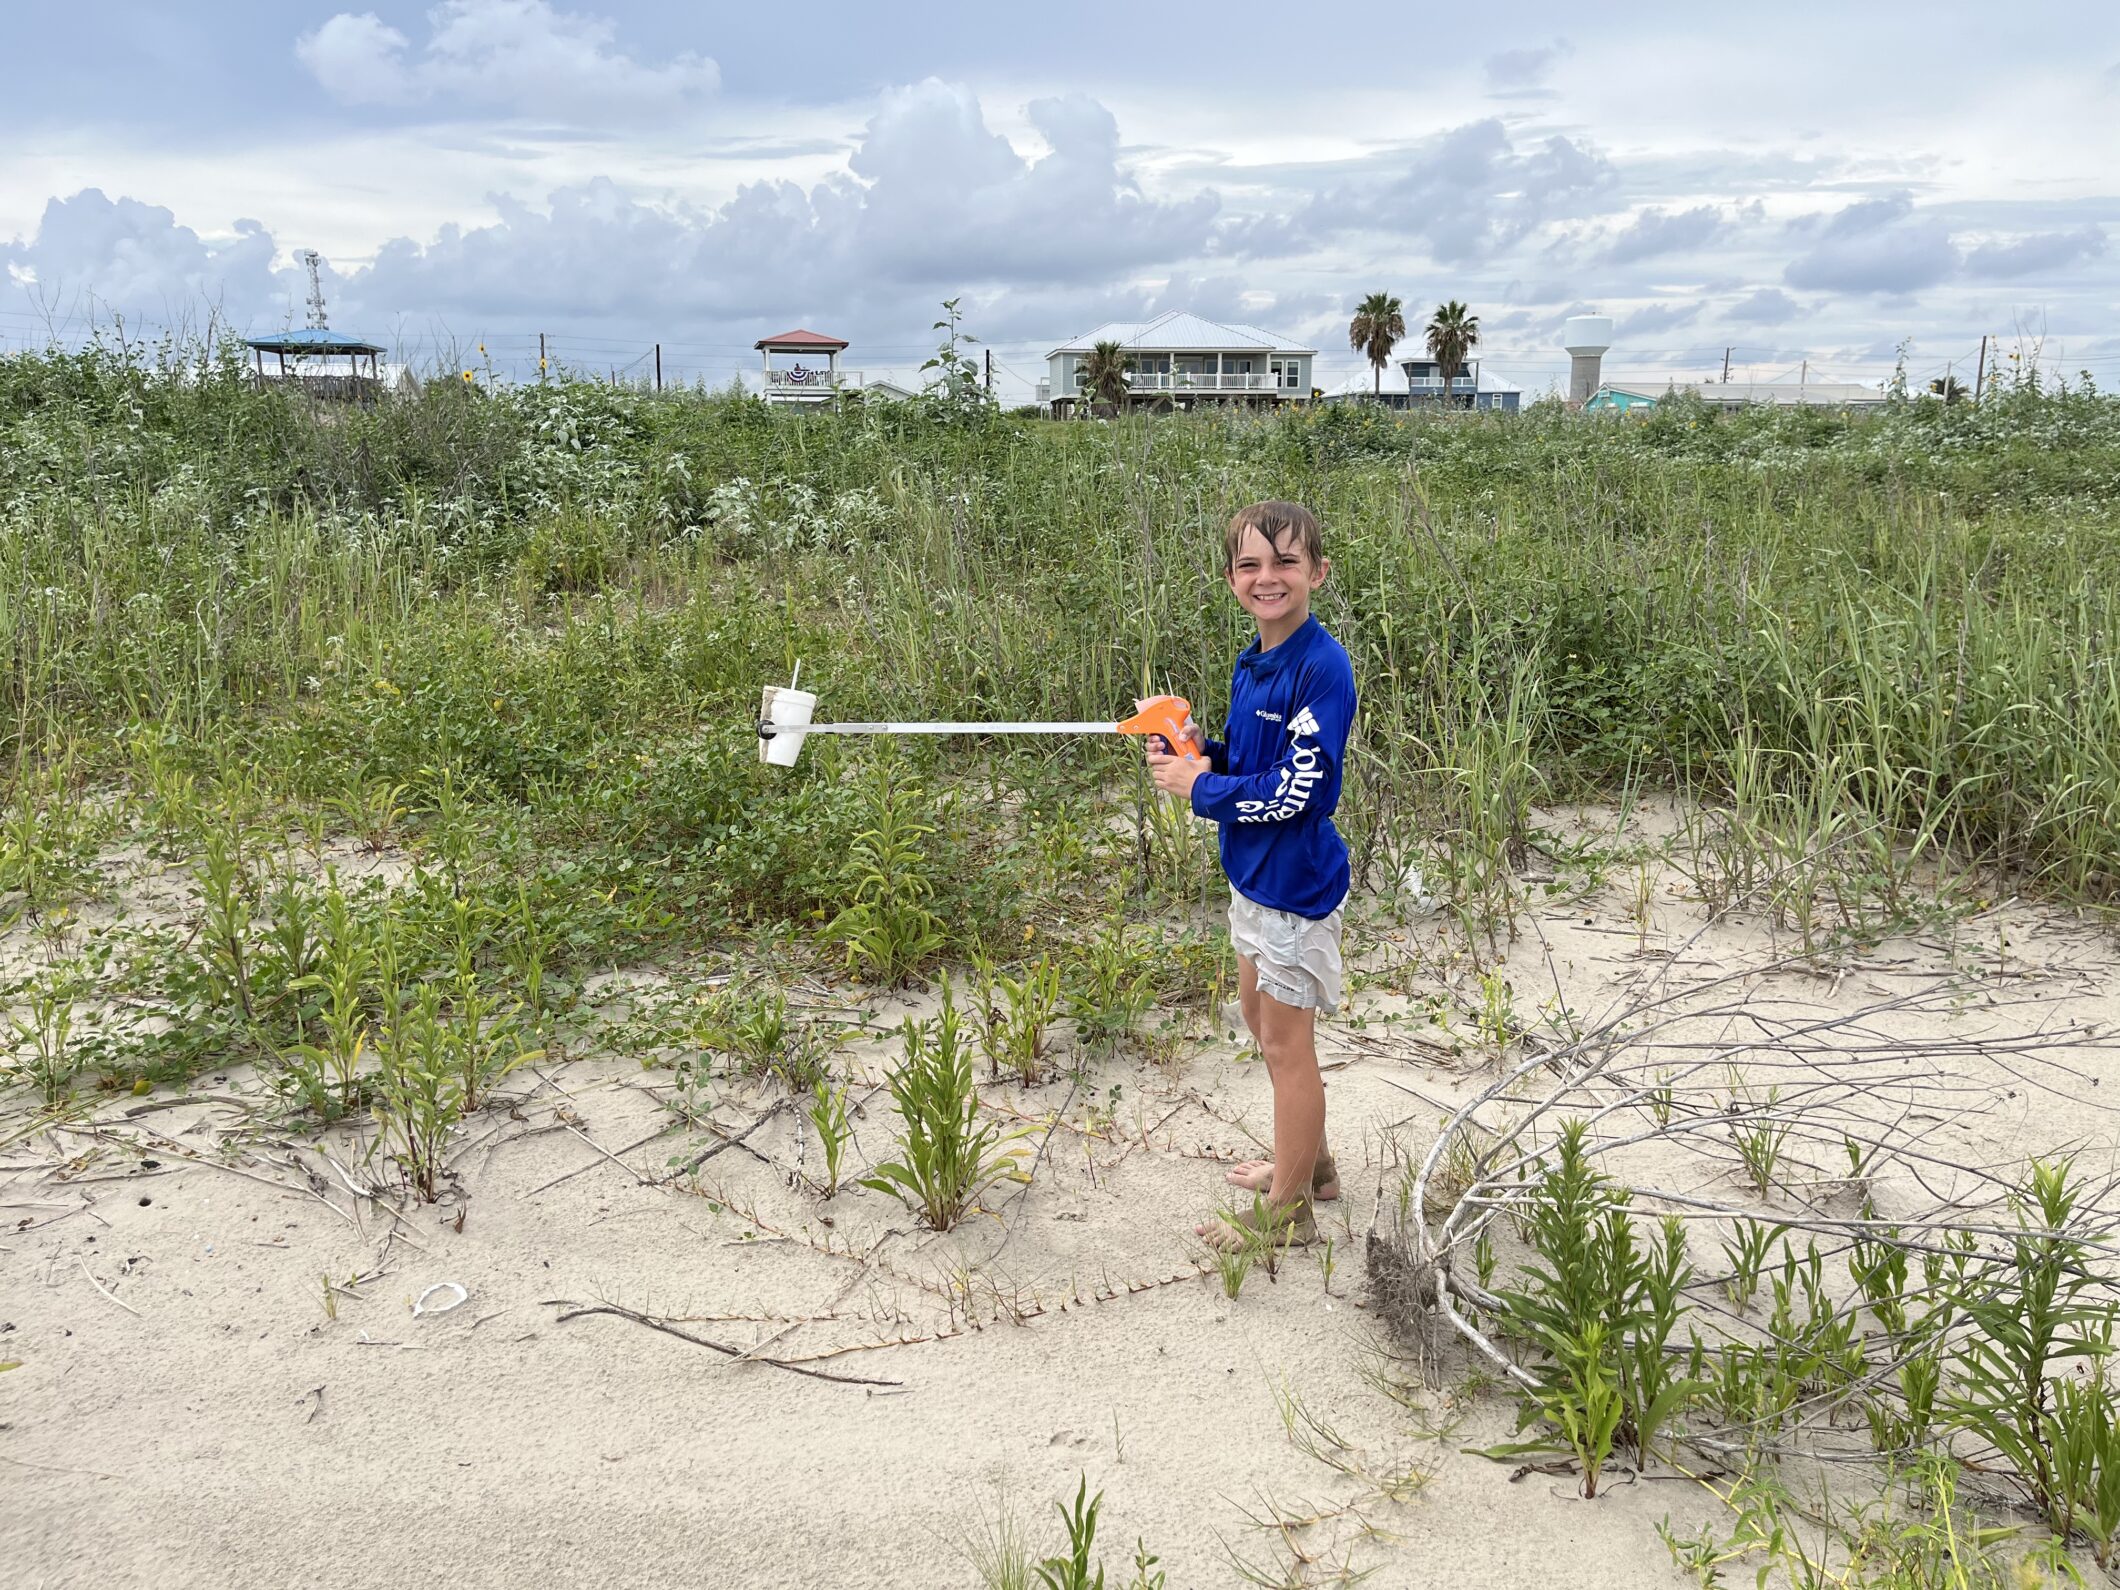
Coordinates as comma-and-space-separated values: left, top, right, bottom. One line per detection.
1400, 864, 1440, 915
411, 1281, 469, 1319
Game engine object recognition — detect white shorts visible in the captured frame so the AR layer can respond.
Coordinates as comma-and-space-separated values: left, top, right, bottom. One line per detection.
1229, 890, 1345, 1016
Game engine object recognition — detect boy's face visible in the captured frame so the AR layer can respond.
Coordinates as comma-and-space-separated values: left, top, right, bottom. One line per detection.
1225, 524, 1327, 629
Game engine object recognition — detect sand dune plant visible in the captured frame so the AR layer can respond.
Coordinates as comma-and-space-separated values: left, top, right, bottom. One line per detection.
806, 1075, 852, 1198
2050, 1371, 2120, 1565
1947, 1158, 2111, 1532
1065, 915, 1156, 1056
827, 754, 947, 986
1211, 1227, 1259, 1301
1035, 1474, 1106, 1590
280, 879, 374, 1120
1663, 1451, 2074, 1589
192, 821, 259, 1021
371, 982, 467, 1201
862, 983, 1027, 1230
5, 963, 83, 1108
1727, 1075, 1790, 1198
973, 951, 1062, 1084
1486, 1120, 1703, 1492
0, 745, 106, 908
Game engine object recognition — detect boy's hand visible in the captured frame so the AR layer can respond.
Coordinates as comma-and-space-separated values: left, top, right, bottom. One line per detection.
1135, 699, 1206, 759
1146, 747, 1206, 800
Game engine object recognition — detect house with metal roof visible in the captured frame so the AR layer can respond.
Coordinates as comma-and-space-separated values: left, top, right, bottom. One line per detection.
1043, 311, 1315, 415
1398, 355, 1519, 412
244, 328, 387, 401
755, 328, 857, 403
1585, 376, 1885, 414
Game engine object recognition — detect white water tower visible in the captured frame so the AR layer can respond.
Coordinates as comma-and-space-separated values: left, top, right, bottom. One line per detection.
1564, 315, 1613, 404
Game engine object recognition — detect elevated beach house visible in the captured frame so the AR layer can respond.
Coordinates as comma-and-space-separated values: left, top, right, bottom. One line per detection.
1398, 355, 1520, 412
1042, 312, 1314, 416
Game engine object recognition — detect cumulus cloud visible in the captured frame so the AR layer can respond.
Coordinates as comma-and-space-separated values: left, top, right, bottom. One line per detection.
4, 82, 1219, 347
1292, 119, 1617, 263
1784, 192, 1958, 294
295, 13, 415, 101
1725, 286, 1801, 324
1616, 301, 1700, 337
1602, 204, 1722, 264
0, 190, 299, 322
1484, 39, 1573, 97
1961, 224, 2107, 279
295, 0, 718, 117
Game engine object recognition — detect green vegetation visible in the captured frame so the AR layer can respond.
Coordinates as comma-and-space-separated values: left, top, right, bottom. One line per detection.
8, 334, 2120, 1576
1460, 1118, 2110, 1578
860, 983, 1028, 1230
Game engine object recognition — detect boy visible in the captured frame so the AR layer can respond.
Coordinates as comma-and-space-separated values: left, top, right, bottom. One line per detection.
1147, 500, 1356, 1248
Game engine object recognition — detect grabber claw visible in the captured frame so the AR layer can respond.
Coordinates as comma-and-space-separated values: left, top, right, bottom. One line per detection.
1117, 695, 1202, 760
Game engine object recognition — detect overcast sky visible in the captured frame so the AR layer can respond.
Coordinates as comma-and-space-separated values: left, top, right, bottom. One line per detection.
4, 0, 2117, 401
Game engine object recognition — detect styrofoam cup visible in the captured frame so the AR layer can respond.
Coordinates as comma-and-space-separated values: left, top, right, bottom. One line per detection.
761, 685, 816, 767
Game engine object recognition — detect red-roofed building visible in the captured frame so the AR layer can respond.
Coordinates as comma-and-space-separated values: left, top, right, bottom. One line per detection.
755, 328, 856, 403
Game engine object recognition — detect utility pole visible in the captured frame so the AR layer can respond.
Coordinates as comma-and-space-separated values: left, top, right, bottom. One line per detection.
984, 347, 993, 395
655, 343, 662, 392
1974, 334, 1988, 402
1722, 347, 1731, 383
539, 331, 547, 381
1800, 359, 1808, 393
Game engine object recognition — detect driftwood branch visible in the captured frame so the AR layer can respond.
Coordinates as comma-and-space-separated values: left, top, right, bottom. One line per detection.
543, 1298, 901, 1388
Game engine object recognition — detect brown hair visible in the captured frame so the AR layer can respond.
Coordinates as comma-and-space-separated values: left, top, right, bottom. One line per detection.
1223, 500, 1324, 573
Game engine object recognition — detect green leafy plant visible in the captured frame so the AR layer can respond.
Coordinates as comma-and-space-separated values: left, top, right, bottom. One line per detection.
370, 981, 467, 1202
973, 951, 1062, 1084
1034, 1474, 1106, 1590
1211, 1227, 1258, 1301
1066, 914, 1156, 1055
807, 1075, 852, 1198
281, 878, 374, 1120
1722, 1217, 1785, 1312
192, 819, 258, 1021
827, 756, 947, 986
1728, 1073, 1790, 1198
6, 962, 83, 1108
1948, 1158, 2109, 1533
1485, 1120, 1703, 1493
861, 983, 1027, 1230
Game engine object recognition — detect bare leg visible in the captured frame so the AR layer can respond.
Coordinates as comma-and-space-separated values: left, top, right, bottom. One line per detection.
1200, 980, 1326, 1243
1224, 955, 1336, 1197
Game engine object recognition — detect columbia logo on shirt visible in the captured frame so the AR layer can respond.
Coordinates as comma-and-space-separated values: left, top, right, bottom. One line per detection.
1238, 703, 1328, 823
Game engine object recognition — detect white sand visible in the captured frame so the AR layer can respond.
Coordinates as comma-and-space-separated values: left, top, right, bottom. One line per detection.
7, 807, 2117, 1587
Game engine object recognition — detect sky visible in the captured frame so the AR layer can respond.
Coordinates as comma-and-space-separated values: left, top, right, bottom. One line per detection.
3, 0, 2117, 403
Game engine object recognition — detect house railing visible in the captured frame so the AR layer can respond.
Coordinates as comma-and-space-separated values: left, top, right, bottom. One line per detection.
767, 368, 860, 391
1085, 370, 1287, 393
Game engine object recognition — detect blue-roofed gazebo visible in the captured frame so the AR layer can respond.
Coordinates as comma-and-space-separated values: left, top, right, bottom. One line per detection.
245, 328, 385, 394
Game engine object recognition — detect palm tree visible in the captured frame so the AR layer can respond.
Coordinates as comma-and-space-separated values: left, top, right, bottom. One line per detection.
1348, 293, 1406, 399
1928, 374, 1968, 405
1080, 340, 1131, 414
1426, 301, 1482, 409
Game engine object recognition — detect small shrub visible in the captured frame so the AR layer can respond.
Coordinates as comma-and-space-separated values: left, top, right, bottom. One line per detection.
861, 983, 1027, 1230
1066, 914, 1156, 1055
973, 951, 1062, 1084
806, 1076, 852, 1198
826, 755, 946, 986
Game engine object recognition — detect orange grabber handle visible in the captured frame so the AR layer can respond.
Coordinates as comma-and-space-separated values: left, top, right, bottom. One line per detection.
1116, 695, 1202, 762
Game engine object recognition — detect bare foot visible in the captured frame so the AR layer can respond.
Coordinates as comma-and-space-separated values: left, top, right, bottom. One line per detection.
1224, 1157, 1340, 1200
1194, 1198, 1319, 1250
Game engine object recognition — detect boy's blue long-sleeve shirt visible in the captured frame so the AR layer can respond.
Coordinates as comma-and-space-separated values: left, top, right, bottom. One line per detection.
1188, 615, 1356, 920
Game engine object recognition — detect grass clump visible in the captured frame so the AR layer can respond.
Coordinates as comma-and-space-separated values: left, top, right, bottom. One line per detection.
861, 982, 1027, 1230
